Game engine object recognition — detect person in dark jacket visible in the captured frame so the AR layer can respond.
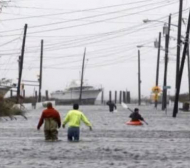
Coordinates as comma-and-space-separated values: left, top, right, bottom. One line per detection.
129, 108, 144, 121
37, 102, 61, 141
106, 101, 117, 112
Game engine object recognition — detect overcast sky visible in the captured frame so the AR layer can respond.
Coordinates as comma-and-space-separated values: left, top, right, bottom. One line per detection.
0, 0, 190, 99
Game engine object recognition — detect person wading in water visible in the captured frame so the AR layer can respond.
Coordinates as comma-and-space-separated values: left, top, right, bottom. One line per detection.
37, 102, 61, 141
106, 101, 117, 112
62, 103, 92, 142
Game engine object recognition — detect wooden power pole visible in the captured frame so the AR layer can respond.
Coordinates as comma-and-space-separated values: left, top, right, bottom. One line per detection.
173, 11, 190, 117
155, 32, 161, 108
17, 24, 27, 103
138, 50, 141, 106
175, 0, 183, 112
38, 40, 44, 102
187, 45, 190, 100
79, 48, 86, 104
162, 15, 171, 111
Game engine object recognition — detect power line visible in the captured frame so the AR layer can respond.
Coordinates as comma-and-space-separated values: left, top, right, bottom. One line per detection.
1, 0, 168, 22
0, 37, 20, 47
0, 2, 188, 36
0, 21, 161, 54
7, 0, 162, 12
27, 0, 178, 34
0, 0, 177, 37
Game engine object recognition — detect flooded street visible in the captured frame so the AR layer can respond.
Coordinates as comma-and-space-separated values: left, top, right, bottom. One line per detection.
0, 105, 190, 168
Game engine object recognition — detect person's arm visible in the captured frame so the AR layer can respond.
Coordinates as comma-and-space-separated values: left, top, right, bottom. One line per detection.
138, 114, 144, 121
81, 113, 92, 128
129, 113, 133, 118
62, 112, 70, 128
138, 113, 148, 124
56, 111, 61, 128
37, 112, 44, 130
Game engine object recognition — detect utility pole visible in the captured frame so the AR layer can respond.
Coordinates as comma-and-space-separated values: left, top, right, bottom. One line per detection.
138, 50, 141, 106
155, 32, 161, 108
17, 24, 27, 103
115, 91, 117, 104
175, 0, 183, 111
38, 40, 43, 102
79, 48, 86, 104
101, 88, 104, 104
173, 11, 190, 117
187, 45, 190, 100
123, 91, 126, 103
127, 91, 131, 104
18, 56, 21, 80
162, 15, 171, 111
109, 91, 112, 102
119, 91, 122, 104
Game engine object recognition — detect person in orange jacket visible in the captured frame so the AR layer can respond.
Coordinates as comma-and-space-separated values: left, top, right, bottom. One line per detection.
37, 102, 61, 141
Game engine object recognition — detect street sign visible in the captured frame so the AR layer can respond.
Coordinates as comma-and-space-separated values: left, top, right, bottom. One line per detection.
163, 86, 171, 89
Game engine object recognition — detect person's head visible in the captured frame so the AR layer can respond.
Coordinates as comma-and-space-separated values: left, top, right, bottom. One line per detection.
73, 103, 79, 110
107, 100, 113, 105
47, 102, 53, 109
134, 108, 139, 113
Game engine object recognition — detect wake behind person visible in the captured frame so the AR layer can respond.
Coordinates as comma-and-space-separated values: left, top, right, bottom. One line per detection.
37, 102, 61, 141
62, 103, 92, 142
106, 100, 117, 112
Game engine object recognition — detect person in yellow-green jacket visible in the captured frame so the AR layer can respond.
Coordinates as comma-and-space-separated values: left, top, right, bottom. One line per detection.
62, 103, 92, 142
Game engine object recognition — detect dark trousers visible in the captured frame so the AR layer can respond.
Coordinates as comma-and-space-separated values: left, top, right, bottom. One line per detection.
109, 108, 114, 112
68, 127, 80, 141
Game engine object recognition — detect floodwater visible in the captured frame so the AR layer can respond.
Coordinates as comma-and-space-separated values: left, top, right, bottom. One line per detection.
0, 104, 190, 168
